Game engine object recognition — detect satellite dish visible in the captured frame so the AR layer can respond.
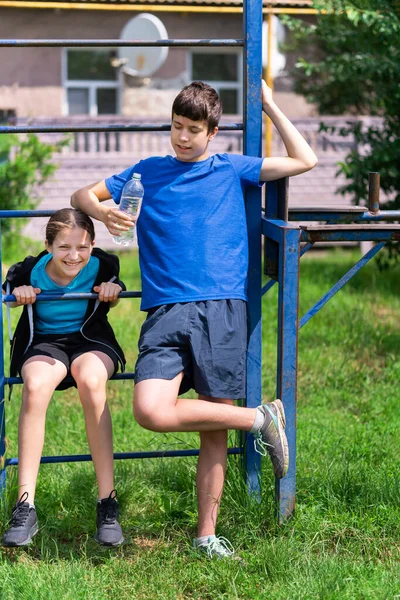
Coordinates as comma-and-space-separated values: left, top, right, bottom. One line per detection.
119, 14, 169, 77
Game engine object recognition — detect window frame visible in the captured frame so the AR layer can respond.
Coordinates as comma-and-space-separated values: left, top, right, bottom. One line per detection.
187, 47, 243, 115
62, 48, 121, 116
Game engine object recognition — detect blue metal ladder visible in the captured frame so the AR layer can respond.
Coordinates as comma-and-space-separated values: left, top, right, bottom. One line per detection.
0, 0, 264, 506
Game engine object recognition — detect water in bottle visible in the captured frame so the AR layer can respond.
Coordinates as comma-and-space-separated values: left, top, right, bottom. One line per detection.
113, 173, 144, 247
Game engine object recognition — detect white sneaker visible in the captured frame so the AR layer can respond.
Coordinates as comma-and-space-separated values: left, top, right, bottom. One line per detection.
193, 535, 235, 559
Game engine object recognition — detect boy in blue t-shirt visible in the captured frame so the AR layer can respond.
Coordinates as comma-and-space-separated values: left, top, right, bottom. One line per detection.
71, 80, 317, 558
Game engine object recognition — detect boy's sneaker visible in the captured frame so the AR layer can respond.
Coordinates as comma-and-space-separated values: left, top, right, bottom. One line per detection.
94, 490, 124, 546
2, 492, 38, 547
193, 535, 235, 559
254, 399, 289, 479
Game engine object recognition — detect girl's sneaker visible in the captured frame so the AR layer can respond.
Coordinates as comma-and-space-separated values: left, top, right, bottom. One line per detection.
94, 490, 124, 546
2, 492, 38, 547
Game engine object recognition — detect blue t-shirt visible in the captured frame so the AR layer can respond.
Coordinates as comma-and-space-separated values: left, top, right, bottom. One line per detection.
31, 254, 100, 334
106, 153, 263, 310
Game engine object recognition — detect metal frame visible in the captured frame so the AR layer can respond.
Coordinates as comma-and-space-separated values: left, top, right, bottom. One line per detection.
2, 2, 399, 524
263, 173, 400, 522
0, 0, 263, 499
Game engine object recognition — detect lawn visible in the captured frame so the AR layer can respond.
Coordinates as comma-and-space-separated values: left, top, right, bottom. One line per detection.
0, 247, 400, 599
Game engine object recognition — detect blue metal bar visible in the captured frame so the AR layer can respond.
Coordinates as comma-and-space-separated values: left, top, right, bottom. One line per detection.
261, 279, 276, 296
5, 372, 136, 386
262, 242, 314, 297
262, 218, 299, 242
242, 0, 263, 496
275, 227, 301, 522
0, 124, 243, 135
290, 210, 400, 222
300, 229, 400, 243
3, 291, 141, 302
300, 242, 386, 329
0, 219, 6, 495
0, 39, 243, 48
5, 447, 243, 467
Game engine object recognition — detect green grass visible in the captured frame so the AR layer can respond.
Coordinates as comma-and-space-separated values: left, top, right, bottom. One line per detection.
1, 247, 400, 599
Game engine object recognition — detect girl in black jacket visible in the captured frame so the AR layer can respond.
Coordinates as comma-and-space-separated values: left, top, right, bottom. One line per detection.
2, 208, 126, 548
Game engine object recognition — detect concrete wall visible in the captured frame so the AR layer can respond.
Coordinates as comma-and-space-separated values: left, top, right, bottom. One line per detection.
0, 7, 315, 118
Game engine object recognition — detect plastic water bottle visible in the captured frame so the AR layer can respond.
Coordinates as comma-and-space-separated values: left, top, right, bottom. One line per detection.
112, 173, 144, 247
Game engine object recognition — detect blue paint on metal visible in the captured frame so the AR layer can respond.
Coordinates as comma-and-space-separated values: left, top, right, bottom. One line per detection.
261, 279, 276, 296
243, 0, 263, 496
0, 220, 6, 497
0, 39, 244, 48
300, 242, 386, 329
275, 227, 301, 521
5, 373, 136, 386
0, 124, 243, 135
300, 230, 400, 243
3, 291, 141, 302
5, 447, 243, 466
262, 242, 314, 297
290, 211, 400, 222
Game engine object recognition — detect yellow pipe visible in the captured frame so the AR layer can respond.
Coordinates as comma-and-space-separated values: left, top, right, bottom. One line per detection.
264, 11, 274, 157
0, 1, 319, 14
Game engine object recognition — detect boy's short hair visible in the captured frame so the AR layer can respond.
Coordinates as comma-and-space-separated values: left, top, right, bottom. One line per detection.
172, 81, 222, 133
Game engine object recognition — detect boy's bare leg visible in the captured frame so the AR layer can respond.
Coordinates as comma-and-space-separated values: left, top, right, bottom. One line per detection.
71, 351, 115, 500
134, 375, 255, 432
196, 396, 233, 537
18, 357, 68, 503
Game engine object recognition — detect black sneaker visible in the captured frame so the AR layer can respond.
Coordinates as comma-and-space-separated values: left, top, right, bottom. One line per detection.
94, 490, 124, 546
2, 492, 38, 547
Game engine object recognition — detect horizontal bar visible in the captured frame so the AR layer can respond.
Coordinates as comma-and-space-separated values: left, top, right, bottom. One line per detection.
0, 210, 56, 218
3, 290, 141, 302
4, 447, 243, 466
0, 123, 243, 135
300, 242, 385, 328
290, 211, 400, 222
5, 372, 136, 386
262, 218, 300, 243
0, 39, 244, 48
300, 229, 400, 243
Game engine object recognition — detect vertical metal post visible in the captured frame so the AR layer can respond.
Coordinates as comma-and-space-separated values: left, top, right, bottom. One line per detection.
0, 220, 6, 495
264, 178, 289, 280
243, 0, 263, 493
368, 172, 380, 214
275, 226, 301, 521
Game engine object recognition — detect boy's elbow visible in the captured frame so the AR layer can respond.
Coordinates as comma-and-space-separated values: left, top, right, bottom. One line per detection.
306, 154, 318, 170
70, 191, 79, 208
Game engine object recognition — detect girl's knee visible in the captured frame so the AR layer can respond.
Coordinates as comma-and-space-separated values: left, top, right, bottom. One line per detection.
76, 372, 107, 395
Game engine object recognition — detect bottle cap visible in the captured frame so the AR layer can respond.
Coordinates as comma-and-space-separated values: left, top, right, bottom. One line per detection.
132, 172, 141, 179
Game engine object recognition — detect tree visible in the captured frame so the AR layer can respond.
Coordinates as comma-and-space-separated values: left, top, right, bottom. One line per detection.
0, 133, 68, 246
284, 1, 400, 208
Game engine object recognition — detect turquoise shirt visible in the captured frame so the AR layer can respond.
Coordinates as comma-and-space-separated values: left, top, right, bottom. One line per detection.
31, 254, 100, 334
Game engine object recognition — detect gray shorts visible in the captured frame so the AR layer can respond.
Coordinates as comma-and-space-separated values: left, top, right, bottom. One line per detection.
134, 300, 248, 399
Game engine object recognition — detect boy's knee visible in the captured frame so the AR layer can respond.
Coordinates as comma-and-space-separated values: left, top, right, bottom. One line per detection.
133, 399, 163, 431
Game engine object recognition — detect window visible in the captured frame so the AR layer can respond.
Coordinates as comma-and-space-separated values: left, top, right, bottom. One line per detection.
63, 49, 120, 116
189, 50, 242, 114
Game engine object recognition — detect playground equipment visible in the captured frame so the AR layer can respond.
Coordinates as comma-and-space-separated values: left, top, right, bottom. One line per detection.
1, 0, 400, 523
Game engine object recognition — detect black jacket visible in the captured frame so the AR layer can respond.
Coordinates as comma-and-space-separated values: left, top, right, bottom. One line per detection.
3, 247, 126, 389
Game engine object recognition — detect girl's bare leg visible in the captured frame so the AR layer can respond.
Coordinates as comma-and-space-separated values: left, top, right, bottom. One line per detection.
18, 357, 68, 503
71, 351, 115, 499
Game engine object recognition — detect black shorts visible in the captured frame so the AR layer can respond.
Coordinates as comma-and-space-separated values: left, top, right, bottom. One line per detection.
134, 300, 248, 399
20, 332, 120, 388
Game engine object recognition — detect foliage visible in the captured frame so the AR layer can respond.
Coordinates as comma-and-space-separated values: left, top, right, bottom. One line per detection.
0, 134, 68, 245
283, 1, 400, 209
